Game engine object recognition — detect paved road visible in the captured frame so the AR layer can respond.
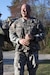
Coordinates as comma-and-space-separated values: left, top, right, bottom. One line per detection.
3, 50, 50, 61
3, 50, 15, 60
3, 51, 14, 75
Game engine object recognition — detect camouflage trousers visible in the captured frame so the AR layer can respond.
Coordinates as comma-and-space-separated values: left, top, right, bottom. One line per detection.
14, 51, 38, 75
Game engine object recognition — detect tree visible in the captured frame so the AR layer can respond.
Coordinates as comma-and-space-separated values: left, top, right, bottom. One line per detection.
11, 0, 19, 5
11, 0, 27, 5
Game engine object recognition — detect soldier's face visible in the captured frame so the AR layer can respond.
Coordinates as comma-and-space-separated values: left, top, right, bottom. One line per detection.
21, 4, 30, 17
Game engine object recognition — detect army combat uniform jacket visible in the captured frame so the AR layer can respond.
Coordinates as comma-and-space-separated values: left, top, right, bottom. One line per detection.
9, 17, 45, 52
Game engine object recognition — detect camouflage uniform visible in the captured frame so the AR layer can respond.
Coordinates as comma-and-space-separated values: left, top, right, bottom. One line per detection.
0, 20, 4, 75
9, 17, 45, 75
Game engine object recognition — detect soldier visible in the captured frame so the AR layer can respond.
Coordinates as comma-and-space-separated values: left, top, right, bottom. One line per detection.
0, 13, 4, 75
9, 3, 45, 75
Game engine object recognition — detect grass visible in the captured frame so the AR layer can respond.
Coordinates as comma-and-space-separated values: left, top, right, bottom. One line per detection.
24, 63, 50, 75
36, 64, 50, 75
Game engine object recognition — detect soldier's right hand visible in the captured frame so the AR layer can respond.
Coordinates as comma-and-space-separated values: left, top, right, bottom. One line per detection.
19, 38, 30, 46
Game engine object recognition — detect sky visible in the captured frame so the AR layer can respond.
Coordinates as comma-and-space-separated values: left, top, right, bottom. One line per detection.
0, 0, 12, 20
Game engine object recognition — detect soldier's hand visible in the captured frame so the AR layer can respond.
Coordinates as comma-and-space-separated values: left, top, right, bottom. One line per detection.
25, 34, 32, 41
19, 38, 30, 46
